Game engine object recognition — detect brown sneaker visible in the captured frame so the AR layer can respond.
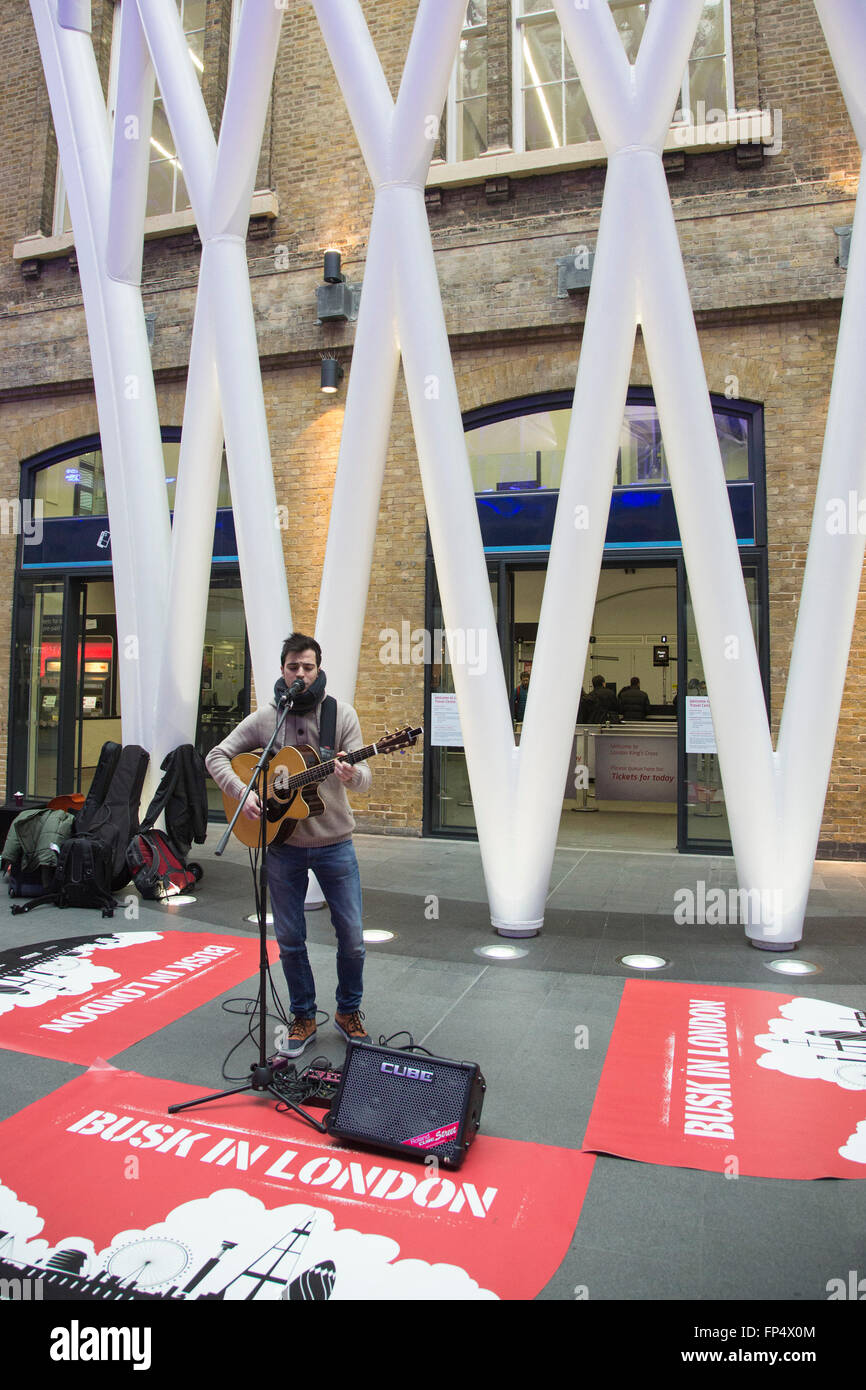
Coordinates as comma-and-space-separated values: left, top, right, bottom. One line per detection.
279, 1015, 318, 1059
335, 1010, 370, 1044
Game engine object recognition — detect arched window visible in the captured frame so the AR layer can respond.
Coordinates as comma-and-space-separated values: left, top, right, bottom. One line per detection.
465, 391, 753, 495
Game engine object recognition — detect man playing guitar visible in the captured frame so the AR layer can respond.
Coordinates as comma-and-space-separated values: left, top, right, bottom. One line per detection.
205, 632, 372, 1059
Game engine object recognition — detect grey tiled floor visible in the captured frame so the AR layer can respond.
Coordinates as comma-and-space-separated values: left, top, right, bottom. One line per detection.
1, 825, 865, 1319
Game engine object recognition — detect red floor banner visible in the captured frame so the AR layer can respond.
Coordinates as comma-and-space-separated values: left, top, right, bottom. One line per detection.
0, 1064, 594, 1301
583, 980, 866, 1179
0, 932, 278, 1064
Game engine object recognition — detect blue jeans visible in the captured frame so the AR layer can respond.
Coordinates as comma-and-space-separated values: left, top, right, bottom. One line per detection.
266, 838, 365, 1018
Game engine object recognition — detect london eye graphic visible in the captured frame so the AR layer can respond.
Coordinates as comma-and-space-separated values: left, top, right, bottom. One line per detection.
104, 1237, 194, 1289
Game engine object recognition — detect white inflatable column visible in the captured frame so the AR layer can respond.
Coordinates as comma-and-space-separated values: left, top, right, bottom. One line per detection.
311, 0, 411, 703
775, 0, 866, 941
30, 0, 172, 764
135, 0, 289, 763
314, 200, 400, 704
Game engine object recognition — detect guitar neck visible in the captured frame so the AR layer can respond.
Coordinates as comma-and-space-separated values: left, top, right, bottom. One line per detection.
282, 743, 378, 793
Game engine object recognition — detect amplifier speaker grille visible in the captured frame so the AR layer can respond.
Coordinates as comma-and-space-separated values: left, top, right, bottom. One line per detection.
326, 1042, 486, 1169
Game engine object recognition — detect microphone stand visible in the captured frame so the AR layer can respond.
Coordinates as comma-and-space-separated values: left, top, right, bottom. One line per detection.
168, 687, 328, 1133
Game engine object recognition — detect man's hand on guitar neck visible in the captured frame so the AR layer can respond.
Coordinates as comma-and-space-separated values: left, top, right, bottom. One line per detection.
333, 752, 354, 786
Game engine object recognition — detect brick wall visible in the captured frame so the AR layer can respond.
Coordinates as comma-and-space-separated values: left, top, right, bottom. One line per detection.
0, 1, 864, 850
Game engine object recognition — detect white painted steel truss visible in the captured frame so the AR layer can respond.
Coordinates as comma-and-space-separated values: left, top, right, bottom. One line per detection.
31, 0, 291, 802
32, 0, 866, 945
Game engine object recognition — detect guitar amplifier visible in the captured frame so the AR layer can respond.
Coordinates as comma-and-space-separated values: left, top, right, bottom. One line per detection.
325, 1042, 486, 1169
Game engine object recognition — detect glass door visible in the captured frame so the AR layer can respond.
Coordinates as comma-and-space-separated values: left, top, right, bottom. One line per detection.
74, 580, 120, 792
10, 577, 118, 799
679, 558, 768, 851
11, 580, 66, 799
196, 576, 250, 815
426, 564, 500, 834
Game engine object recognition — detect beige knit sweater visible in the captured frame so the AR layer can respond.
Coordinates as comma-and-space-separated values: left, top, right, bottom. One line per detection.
205, 698, 371, 847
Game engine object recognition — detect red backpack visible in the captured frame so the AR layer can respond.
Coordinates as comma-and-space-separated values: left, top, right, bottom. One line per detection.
126, 830, 202, 902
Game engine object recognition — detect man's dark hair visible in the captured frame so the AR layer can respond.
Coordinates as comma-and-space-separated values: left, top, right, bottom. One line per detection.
281, 632, 322, 667
630, 676, 640, 687
592, 674, 606, 688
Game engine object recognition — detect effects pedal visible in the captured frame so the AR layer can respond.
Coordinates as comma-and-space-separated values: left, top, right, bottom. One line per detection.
301, 1064, 343, 1109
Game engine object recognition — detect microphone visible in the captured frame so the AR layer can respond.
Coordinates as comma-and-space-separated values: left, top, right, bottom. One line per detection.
274, 676, 305, 706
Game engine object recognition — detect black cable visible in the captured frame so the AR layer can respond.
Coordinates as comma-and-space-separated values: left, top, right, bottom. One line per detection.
377, 1029, 436, 1057
218, 962, 292, 1082
218, 835, 333, 1084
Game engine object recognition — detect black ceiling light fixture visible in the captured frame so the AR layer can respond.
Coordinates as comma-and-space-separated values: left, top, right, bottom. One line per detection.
316, 249, 361, 323
320, 355, 345, 393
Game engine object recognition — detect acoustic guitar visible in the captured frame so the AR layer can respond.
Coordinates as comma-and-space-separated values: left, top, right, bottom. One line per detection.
222, 726, 422, 848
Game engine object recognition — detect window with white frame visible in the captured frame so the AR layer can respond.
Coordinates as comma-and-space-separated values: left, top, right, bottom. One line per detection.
148, 0, 206, 218
54, 0, 212, 234
678, 0, 732, 121
514, 0, 598, 150
446, 0, 489, 164
446, 0, 733, 163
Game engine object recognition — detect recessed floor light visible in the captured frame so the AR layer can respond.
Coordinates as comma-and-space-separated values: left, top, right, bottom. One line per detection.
764, 958, 822, 976
364, 929, 395, 943
474, 944, 529, 961
618, 952, 669, 970
164, 895, 197, 906
246, 912, 273, 926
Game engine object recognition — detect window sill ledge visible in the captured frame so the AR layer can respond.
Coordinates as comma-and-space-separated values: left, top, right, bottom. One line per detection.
428, 113, 777, 188
13, 189, 279, 263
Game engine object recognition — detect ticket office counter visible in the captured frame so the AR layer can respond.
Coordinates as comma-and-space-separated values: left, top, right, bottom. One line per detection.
570, 721, 678, 805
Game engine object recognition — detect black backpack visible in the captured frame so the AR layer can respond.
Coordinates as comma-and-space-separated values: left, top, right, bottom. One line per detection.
12, 834, 119, 919
53, 836, 119, 917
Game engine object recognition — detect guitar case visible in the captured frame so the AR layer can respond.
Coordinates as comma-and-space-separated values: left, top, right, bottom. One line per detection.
77, 743, 150, 891
74, 741, 122, 836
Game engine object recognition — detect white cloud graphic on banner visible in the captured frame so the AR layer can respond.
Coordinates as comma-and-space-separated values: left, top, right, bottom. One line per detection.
0, 932, 163, 1017
754, 998, 866, 1089
839, 1120, 866, 1166
0, 1183, 497, 1300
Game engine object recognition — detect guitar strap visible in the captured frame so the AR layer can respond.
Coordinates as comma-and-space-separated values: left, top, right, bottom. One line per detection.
318, 695, 338, 762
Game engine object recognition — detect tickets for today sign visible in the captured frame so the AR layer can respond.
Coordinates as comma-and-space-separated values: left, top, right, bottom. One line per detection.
594, 734, 677, 802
